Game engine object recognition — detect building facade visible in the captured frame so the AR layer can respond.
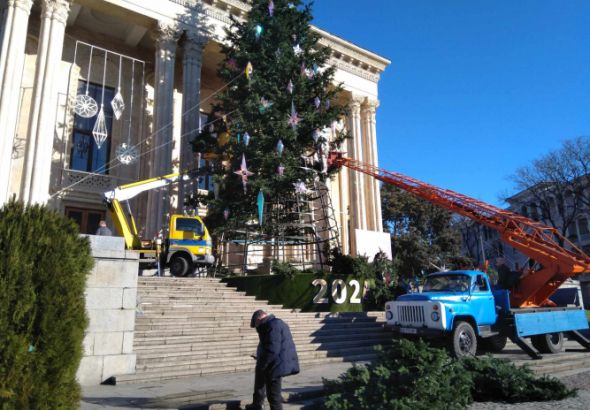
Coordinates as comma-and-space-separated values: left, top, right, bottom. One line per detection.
0, 0, 390, 257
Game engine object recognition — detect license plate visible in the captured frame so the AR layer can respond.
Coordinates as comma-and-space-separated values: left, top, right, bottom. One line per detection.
400, 327, 417, 334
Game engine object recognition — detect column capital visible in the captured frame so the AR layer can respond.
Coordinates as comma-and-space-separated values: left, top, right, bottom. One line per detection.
152, 21, 180, 53
11, 0, 34, 15
41, 0, 72, 24
362, 99, 380, 113
182, 30, 209, 59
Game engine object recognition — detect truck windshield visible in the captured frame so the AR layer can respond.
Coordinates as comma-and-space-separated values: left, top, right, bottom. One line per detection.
423, 274, 471, 292
176, 218, 203, 235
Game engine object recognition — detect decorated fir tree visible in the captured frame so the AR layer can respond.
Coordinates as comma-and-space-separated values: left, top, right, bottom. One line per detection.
191, 0, 349, 234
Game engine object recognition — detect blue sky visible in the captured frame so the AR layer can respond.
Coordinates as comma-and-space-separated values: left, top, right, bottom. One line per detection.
311, 0, 590, 207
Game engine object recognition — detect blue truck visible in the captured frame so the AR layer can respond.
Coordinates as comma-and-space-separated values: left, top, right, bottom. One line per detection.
385, 270, 590, 359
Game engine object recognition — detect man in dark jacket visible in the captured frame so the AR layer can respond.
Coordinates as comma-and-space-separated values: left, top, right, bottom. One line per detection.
95, 221, 112, 236
246, 310, 300, 410
394, 279, 408, 300
496, 258, 520, 290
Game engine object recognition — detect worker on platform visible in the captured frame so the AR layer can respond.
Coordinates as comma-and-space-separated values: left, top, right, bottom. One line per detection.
246, 310, 300, 410
496, 257, 520, 290
95, 221, 112, 236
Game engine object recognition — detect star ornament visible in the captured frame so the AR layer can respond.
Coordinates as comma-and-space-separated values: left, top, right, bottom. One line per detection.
260, 97, 273, 112
235, 154, 254, 193
294, 181, 309, 195
287, 111, 302, 130
293, 44, 303, 56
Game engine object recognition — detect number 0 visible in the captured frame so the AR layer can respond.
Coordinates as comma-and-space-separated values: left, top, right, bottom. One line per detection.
332, 279, 347, 304
312, 279, 328, 304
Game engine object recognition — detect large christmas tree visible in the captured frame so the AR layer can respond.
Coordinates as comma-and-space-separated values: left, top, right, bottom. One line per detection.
192, 0, 349, 233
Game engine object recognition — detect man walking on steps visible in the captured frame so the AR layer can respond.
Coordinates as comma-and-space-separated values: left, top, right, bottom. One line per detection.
246, 310, 300, 410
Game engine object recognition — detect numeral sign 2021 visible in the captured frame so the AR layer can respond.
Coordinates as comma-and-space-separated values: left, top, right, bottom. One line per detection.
312, 279, 368, 304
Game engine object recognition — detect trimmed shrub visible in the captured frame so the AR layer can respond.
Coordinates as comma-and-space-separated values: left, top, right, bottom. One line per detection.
0, 200, 93, 409
271, 259, 300, 279
317, 340, 577, 410
329, 249, 375, 280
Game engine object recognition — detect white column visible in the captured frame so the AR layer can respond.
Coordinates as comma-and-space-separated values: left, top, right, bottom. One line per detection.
179, 30, 208, 212
20, 0, 71, 205
147, 22, 177, 237
368, 100, 383, 232
0, 0, 33, 204
361, 102, 375, 231
347, 97, 367, 256
338, 119, 350, 254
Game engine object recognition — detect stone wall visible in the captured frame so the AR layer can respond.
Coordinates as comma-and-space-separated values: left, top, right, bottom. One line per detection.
76, 235, 139, 386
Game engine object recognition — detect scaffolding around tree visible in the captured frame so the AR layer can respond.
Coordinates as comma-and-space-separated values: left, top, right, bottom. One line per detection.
215, 178, 341, 276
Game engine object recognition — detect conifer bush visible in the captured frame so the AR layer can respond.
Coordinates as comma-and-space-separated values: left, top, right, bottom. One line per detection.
0, 199, 93, 409
318, 339, 577, 410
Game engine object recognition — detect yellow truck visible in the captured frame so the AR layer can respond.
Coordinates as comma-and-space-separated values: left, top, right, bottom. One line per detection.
102, 170, 214, 276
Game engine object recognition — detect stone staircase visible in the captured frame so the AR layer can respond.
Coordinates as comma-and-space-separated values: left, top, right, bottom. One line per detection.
114, 277, 393, 384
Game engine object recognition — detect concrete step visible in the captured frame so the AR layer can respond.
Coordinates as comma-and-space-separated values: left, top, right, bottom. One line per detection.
139, 305, 289, 314
137, 311, 385, 319
136, 345, 381, 372
115, 353, 377, 384
512, 351, 590, 375
133, 330, 391, 347
134, 322, 388, 338
137, 292, 256, 299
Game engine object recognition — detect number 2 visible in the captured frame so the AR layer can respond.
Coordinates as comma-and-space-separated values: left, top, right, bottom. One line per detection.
312, 279, 328, 304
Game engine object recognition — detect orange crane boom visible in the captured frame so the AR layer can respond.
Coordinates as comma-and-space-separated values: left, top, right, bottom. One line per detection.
329, 152, 590, 308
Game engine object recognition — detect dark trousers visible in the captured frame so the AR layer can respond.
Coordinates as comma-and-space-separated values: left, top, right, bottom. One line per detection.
253, 365, 283, 410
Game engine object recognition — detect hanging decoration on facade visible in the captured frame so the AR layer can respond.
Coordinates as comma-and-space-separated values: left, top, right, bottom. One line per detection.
287, 80, 294, 94
260, 97, 273, 112
234, 154, 254, 193
277, 140, 284, 156
92, 50, 109, 149
246, 61, 253, 81
117, 60, 140, 164
244, 132, 250, 146
258, 190, 264, 226
269, 0, 275, 16
74, 46, 98, 118
111, 55, 125, 120
224, 207, 230, 220
76, 135, 90, 158
287, 102, 302, 130
278, 163, 285, 177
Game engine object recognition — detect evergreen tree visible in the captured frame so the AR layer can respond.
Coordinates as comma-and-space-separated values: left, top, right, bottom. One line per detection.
191, 0, 349, 233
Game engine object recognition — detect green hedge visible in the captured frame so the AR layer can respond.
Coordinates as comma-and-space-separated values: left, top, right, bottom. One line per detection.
0, 200, 93, 409
223, 274, 374, 312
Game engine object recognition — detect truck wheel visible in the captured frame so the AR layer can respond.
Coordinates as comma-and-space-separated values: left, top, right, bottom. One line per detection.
484, 335, 507, 352
450, 321, 477, 358
531, 332, 563, 354
170, 255, 190, 277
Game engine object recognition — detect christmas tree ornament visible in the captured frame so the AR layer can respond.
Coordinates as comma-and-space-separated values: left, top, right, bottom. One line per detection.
288, 80, 294, 94
331, 120, 337, 137
213, 181, 220, 200
237, 134, 241, 143
313, 63, 318, 74
224, 207, 230, 220
277, 48, 281, 60
92, 50, 109, 149
301, 61, 306, 76
287, 102, 302, 130
269, 1, 275, 16
117, 60, 139, 165
292, 34, 297, 41
244, 132, 250, 146
306, 69, 314, 80
227, 58, 239, 70
278, 163, 285, 177
74, 46, 98, 118
111, 55, 125, 120
258, 190, 264, 226
325, 100, 330, 109
246, 61, 253, 81
293, 44, 303, 56
313, 129, 320, 142
255, 25, 263, 41
76, 135, 90, 158
294, 181, 308, 195
260, 97, 273, 112
277, 139, 284, 156
314, 96, 321, 108
234, 154, 254, 193
223, 115, 227, 123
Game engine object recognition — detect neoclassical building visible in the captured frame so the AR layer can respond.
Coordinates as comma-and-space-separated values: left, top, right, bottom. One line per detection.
0, 0, 390, 257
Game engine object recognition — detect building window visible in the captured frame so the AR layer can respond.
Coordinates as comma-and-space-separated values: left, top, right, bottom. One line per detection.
530, 203, 539, 221
70, 81, 115, 174
578, 218, 589, 238
65, 207, 106, 234
568, 221, 579, 242
520, 206, 529, 219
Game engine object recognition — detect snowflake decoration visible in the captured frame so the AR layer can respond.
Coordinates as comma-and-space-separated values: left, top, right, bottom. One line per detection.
74, 94, 98, 118
116, 143, 140, 165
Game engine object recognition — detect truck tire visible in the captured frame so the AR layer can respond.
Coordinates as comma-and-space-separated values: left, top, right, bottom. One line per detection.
170, 255, 190, 277
449, 321, 477, 358
531, 332, 564, 354
483, 335, 507, 352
